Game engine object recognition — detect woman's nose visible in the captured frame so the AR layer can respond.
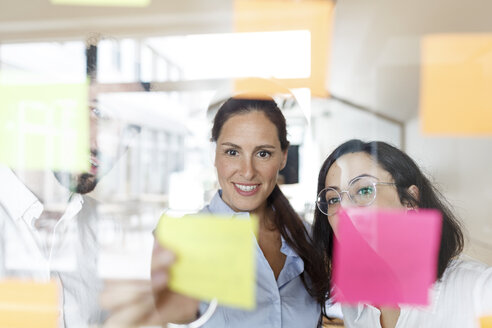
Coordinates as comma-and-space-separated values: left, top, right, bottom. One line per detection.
339, 191, 354, 208
239, 158, 255, 180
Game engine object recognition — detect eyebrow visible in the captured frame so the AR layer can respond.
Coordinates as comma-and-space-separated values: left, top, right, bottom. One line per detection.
219, 142, 277, 151
326, 174, 379, 190
220, 142, 240, 148
348, 174, 379, 184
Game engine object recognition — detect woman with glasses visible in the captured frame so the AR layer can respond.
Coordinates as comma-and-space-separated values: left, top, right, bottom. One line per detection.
312, 139, 492, 328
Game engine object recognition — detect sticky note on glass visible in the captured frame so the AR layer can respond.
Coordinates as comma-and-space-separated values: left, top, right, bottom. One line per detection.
51, 0, 150, 7
481, 315, 492, 328
155, 215, 257, 309
234, 0, 334, 97
333, 208, 442, 306
420, 34, 492, 135
0, 81, 90, 171
0, 279, 59, 328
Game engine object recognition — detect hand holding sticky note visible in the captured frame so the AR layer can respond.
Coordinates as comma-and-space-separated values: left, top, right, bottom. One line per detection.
155, 214, 257, 310
333, 208, 442, 306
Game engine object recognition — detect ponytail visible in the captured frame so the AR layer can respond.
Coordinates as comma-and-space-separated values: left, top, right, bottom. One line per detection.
268, 185, 330, 325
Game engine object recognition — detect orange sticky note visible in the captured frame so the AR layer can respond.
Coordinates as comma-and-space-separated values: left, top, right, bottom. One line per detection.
233, 77, 295, 99
420, 34, 492, 135
481, 315, 492, 328
234, 0, 334, 97
0, 280, 59, 328
51, 0, 150, 7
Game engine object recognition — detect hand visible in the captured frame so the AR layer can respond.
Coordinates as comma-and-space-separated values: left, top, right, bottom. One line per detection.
100, 279, 164, 328
152, 242, 200, 324
99, 244, 177, 327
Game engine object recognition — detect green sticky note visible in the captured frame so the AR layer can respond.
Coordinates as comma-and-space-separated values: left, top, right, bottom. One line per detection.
0, 81, 90, 172
51, 0, 150, 7
155, 214, 257, 310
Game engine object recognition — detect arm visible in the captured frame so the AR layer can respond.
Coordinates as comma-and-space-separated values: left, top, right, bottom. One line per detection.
100, 242, 199, 327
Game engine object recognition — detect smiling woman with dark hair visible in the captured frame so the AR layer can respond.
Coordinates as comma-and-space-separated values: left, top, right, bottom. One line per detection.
313, 139, 492, 328
151, 95, 329, 328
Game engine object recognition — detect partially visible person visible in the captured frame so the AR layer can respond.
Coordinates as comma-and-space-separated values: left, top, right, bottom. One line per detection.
54, 146, 99, 194
150, 96, 330, 327
0, 107, 104, 327
53, 106, 107, 195
312, 139, 492, 328
0, 164, 102, 327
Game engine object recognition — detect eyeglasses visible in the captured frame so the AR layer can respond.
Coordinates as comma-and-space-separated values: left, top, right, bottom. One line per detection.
316, 176, 396, 216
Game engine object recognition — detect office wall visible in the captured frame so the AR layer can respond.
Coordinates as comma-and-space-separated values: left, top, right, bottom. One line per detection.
405, 117, 492, 265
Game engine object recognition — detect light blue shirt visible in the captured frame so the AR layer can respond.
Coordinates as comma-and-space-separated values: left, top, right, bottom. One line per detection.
199, 191, 320, 328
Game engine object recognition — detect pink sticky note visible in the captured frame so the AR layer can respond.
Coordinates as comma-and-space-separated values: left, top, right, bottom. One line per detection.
332, 208, 442, 306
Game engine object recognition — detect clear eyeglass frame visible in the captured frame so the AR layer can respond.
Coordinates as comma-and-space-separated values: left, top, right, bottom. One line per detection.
316, 176, 396, 216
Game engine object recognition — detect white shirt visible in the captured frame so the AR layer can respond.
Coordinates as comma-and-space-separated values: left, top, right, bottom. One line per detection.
0, 166, 103, 328
341, 259, 492, 328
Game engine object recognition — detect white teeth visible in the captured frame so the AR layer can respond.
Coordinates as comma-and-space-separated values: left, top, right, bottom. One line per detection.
235, 184, 258, 192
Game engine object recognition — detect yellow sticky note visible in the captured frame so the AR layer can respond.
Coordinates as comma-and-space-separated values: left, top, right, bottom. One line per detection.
234, 0, 335, 97
481, 315, 492, 328
420, 34, 492, 135
155, 215, 257, 310
0, 80, 90, 172
51, 0, 150, 7
0, 279, 59, 328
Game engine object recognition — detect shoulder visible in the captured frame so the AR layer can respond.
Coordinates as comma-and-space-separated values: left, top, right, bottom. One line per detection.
200, 191, 242, 216
453, 259, 492, 315
442, 258, 490, 283
199, 204, 213, 214
439, 258, 490, 295
449, 258, 492, 317
438, 258, 492, 308
80, 194, 100, 219
81, 194, 100, 208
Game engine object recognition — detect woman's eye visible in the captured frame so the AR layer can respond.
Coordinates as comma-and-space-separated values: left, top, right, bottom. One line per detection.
257, 150, 271, 158
357, 186, 374, 196
327, 197, 340, 205
225, 149, 239, 156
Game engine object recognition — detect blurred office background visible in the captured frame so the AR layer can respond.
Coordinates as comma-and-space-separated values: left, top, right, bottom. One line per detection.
0, 0, 491, 282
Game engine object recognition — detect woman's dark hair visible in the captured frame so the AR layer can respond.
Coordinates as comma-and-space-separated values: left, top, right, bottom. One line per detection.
312, 139, 464, 294
212, 97, 290, 150
212, 96, 329, 326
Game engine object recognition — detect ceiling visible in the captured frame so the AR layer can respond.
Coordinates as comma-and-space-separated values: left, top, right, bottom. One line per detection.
2, 0, 492, 122
0, 0, 233, 41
